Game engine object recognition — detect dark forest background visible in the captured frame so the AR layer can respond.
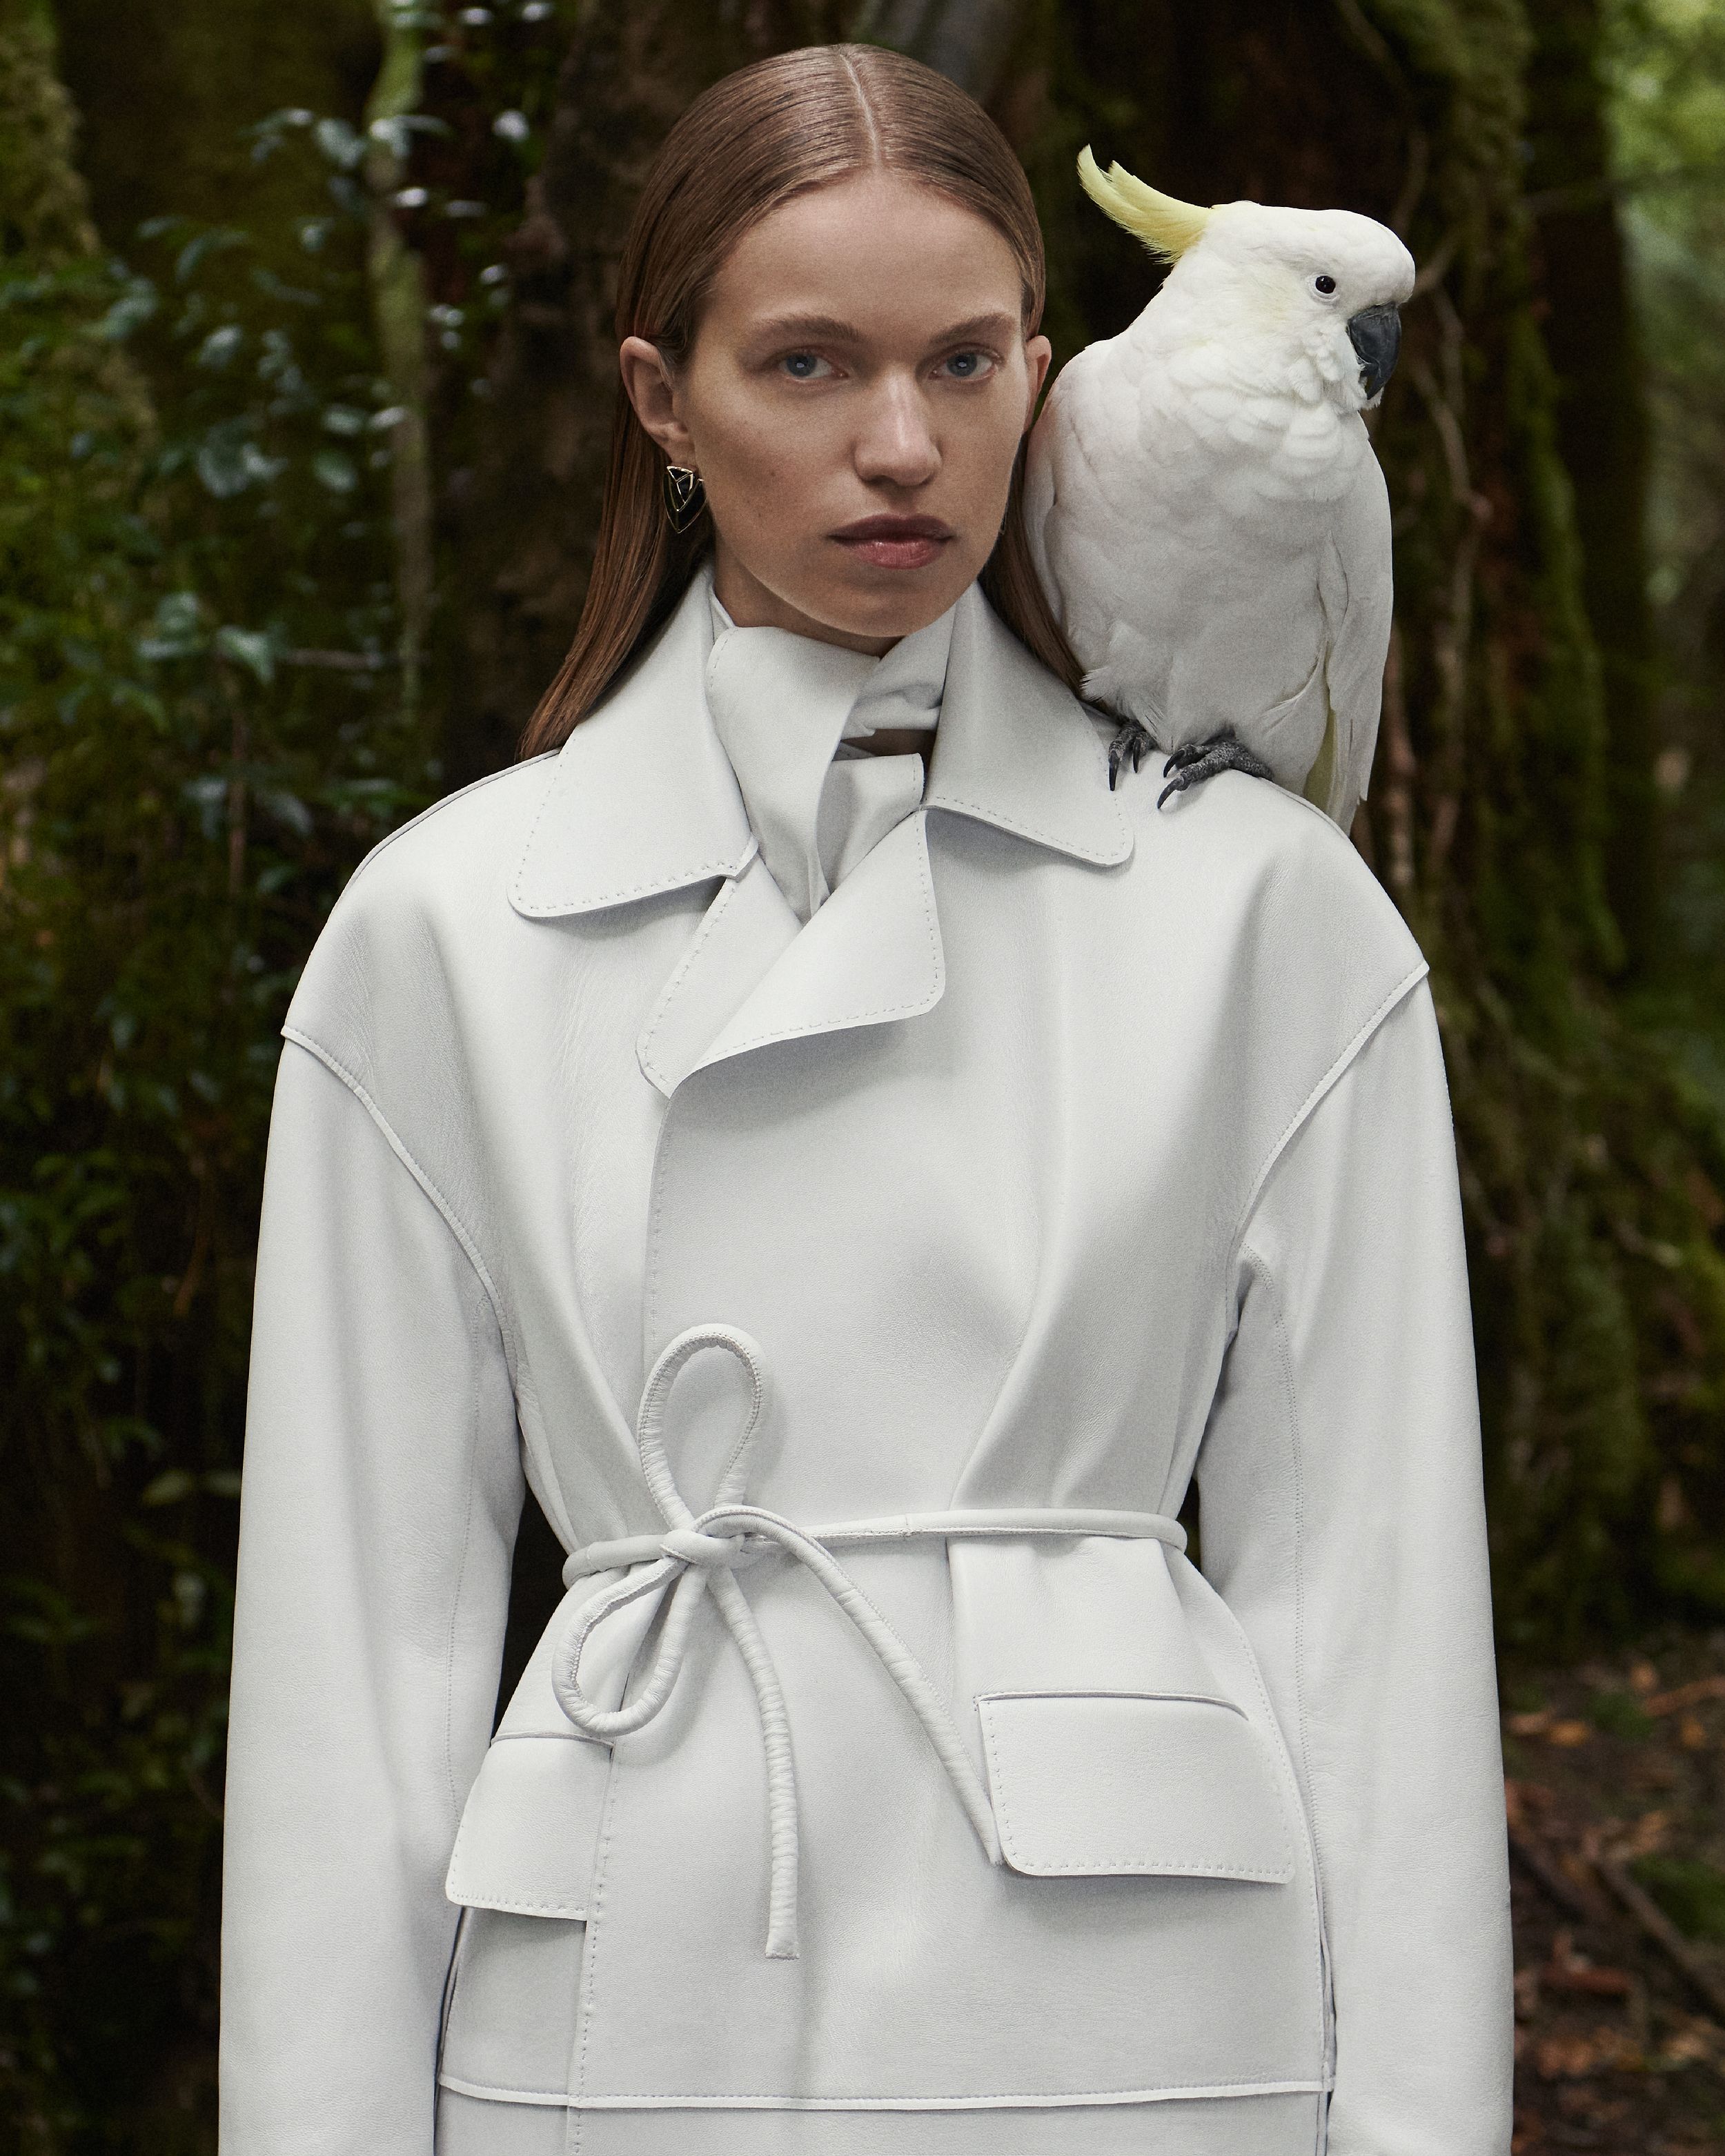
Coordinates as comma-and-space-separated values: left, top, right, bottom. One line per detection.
4, 0, 1725, 2145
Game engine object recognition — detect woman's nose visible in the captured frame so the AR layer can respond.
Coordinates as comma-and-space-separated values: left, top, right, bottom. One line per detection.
854, 379, 940, 488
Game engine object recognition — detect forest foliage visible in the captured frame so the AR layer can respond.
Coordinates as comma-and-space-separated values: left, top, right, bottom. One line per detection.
2, 0, 1724, 2145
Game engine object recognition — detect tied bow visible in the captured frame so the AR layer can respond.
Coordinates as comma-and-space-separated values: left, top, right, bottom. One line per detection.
551, 1325, 1004, 1959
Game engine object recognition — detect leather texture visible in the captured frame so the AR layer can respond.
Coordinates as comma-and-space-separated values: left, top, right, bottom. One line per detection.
222, 570, 1512, 2155
977, 1692, 1295, 1882
435, 2085, 1328, 2155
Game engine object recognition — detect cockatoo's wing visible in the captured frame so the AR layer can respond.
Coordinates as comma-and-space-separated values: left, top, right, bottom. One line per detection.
1309, 448, 1394, 830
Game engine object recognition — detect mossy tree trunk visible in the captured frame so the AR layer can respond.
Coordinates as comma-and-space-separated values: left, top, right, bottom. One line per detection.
50, 0, 379, 272
363, 0, 435, 711
1523, 0, 1659, 974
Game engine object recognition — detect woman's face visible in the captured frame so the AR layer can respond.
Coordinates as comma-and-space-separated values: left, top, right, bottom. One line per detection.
620, 170, 1052, 654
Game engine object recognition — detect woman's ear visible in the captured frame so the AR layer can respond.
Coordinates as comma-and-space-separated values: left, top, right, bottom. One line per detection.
619, 337, 697, 466
1023, 334, 1053, 431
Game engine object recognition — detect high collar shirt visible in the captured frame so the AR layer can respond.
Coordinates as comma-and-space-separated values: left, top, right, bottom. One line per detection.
703, 587, 951, 924
221, 568, 1512, 2156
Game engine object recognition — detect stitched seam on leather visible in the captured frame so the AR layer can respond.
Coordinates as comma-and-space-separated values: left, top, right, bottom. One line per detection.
1250, 1250, 1337, 2070
444, 1895, 589, 1918
344, 757, 551, 893
441, 1291, 484, 1827
275, 1038, 513, 1841
483, 1728, 608, 1744
698, 820, 944, 1062
923, 791, 1129, 863
706, 980, 943, 1058
509, 702, 756, 914
512, 755, 752, 913
996, 1858, 1290, 1877
280, 1029, 516, 1369
519, 857, 749, 914
978, 1688, 1243, 1711
435, 1906, 468, 2081
636, 871, 745, 1091
441, 2073, 569, 2104
978, 1702, 1292, 1877
1225, 960, 1428, 1283
499, 2078, 1330, 2106
1241, 1241, 1334, 2072
573, 1722, 625, 2105
639, 1089, 684, 1369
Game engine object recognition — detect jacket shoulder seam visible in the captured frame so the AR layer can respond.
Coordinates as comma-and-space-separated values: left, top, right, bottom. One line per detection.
279, 1026, 516, 1369
1225, 958, 1428, 1277
346, 756, 555, 892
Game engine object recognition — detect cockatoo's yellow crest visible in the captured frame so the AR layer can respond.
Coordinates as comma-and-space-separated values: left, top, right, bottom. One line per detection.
1076, 148, 1212, 261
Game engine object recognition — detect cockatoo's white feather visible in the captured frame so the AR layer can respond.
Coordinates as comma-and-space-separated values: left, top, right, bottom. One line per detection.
1027, 159, 1415, 828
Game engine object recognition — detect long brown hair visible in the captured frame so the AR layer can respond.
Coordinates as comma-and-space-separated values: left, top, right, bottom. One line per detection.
518, 43, 1078, 758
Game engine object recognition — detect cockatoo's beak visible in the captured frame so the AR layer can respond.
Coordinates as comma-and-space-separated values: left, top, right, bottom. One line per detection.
1346, 304, 1402, 402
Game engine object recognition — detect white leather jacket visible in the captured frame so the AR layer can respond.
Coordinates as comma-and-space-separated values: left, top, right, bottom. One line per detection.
220, 571, 1512, 2155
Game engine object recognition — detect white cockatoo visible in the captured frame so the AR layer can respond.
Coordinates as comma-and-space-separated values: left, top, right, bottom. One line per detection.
1025, 152, 1416, 827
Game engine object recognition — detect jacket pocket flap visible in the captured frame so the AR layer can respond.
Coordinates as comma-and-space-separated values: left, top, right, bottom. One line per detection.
977, 1691, 1296, 1883
445, 1732, 611, 1919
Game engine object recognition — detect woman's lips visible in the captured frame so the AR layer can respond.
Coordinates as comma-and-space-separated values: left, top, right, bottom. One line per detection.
829, 515, 954, 571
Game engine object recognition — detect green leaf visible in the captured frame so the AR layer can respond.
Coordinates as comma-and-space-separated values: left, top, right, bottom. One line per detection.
213, 626, 277, 684
195, 324, 244, 370
313, 117, 365, 171
312, 448, 357, 494
92, 281, 157, 342
140, 1471, 197, 1508
195, 430, 285, 499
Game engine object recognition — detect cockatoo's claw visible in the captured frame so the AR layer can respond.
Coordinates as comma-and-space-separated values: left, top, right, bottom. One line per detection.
1106, 720, 1156, 792
1155, 732, 1276, 810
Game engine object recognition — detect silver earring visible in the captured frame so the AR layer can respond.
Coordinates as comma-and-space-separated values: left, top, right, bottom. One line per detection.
663, 464, 705, 533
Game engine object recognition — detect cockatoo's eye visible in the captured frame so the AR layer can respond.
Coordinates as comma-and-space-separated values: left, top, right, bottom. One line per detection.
1314, 275, 1338, 296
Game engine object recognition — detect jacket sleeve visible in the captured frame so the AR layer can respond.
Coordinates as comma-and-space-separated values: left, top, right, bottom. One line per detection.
220, 1041, 524, 2155
1193, 980, 1514, 2156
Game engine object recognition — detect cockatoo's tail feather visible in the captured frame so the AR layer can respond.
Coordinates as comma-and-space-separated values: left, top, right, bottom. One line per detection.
1076, 148, 1211, 261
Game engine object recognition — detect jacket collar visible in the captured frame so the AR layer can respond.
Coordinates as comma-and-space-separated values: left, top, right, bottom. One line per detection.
509, 568, 1130, 922
510, 569, 754, 920
922, 585, 1131, 867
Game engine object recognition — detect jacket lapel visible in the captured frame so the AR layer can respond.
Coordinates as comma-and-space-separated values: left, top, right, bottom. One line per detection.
510, 573, 1133, 1092
687, 809, 945, 1082
635, 852, 800, 1096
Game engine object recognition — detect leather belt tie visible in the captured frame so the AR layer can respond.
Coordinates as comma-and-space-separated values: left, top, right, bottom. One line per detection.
551, 1325, 1186, 1960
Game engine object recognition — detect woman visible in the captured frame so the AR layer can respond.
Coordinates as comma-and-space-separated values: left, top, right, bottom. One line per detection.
220, 43, 1512, 2156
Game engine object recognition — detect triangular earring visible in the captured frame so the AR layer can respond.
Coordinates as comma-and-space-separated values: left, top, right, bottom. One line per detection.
663, 464, 706, 534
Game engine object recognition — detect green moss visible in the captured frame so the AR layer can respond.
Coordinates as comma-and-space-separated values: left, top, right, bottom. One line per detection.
1632, 1856, 1725, 1941
1588, 1688, 1654, 1739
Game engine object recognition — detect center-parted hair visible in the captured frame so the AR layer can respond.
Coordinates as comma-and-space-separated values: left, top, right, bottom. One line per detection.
518, 43, 1076, 757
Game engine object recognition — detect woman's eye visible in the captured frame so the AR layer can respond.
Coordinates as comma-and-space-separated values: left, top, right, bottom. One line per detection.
940, 350, 996, 381
1314, 274, 1337, 296
780, 351, 833, 381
